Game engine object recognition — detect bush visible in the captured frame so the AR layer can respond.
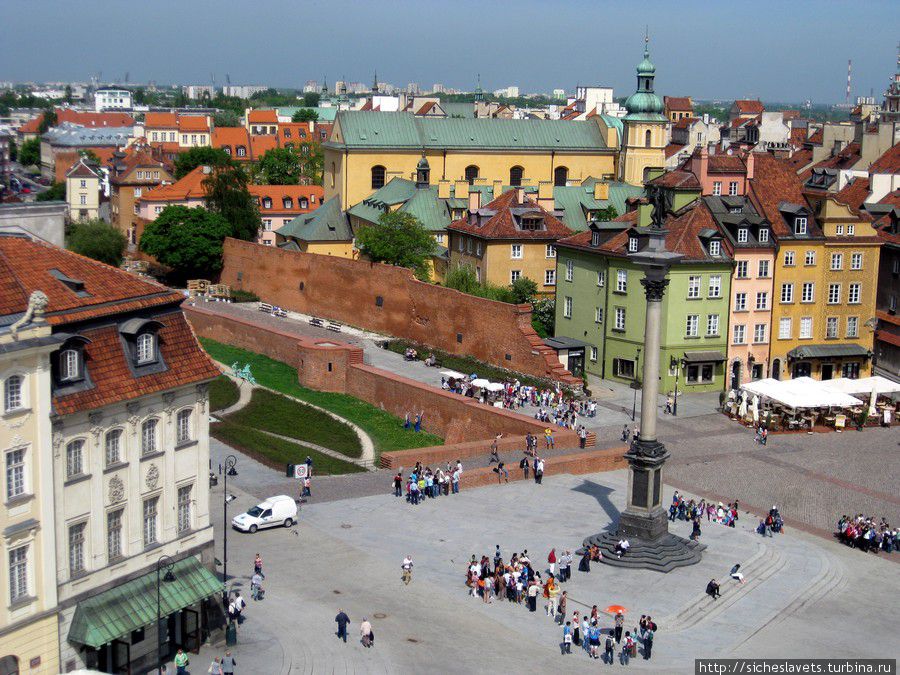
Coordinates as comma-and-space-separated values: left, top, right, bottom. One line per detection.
444, 263, 516, 303
230, 289, 260, 303
67, 219, 126, 267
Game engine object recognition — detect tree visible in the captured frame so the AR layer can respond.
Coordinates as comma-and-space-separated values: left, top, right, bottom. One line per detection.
510, 276, 538, 304
531, 298, 555, 338
67, 219, 126, 266
594, 205, 619, 221
302, 92, 320, 107
134, 88, 145, 105
8, 138, 16, 162
18, 138, 40, 167
292, 108, 319, 123
64, 85, 72, 104
37, 109, 57, 134
299, 142, 324, 185
36, 182, 65, 202
174, 146, 232, 179
202, 164, 259, 241
256, 146, 302, 185
213, 110, 241, 128
355, 211, 437, 281
139, 205, 231, 279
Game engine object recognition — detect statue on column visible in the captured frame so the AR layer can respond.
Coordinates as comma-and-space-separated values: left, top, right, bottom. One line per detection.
648, 184, 670, 229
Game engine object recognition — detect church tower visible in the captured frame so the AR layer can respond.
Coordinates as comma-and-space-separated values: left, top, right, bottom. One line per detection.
620, 35, 668, 186
881, 45, 900, 122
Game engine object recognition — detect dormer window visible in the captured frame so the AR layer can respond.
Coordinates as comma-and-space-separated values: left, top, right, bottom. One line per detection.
737, 228, 748, 243
283, 197, 293, 209
60, 348, 82, 382
284, 128, 292, 138
520, 216, 543, 231
628, 237, 638, 253
709, 240, 721, 256
236, 146, 247, 157
300, 198, 308, 208
263, 197, 272, 209
758, 228, 769, 243
794, 217, 807, 235
223, 146, 232, 155
136, 333, 156, 364
729, 207, 741, 214
591, 231, 601, 247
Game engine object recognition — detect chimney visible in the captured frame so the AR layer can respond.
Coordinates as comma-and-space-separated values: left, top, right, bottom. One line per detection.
537, 181, 554, 210
492, 180, 502, 198
438, 180, 451, 199
697, 145, 710, 183
594, 179, 609, 201
745, 151, 754, 181
453, 180, 468, 197
468, 189, 481, 214
516, 187, 526, 205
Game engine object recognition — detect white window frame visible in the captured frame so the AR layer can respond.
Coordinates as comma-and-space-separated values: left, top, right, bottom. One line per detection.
141, 419, 158, 456
827, 283, 841, 304
614, 307, 626, 331
107, 508, 124, 560
758, 228, 769, 243
846, 316, 859, 338
836, 224, 844, 235
589, 346, 598, 362
105, 429, 123, 466
756, 292, 769, 310
708, 275, 721, 298
732, 324, 746, 345
804, 250, 816, 266
734, 292, 747, 311
799, 316, 812, 339
616, 269, 627, 293
6, 448, 26, 500
850, 252, 862, 270
778, 317, 792, 340
801, 282, 815, 303
737, 228, 748, 243
176, 409, 192, 444
712, 181, 722, 196
794, 217, 807, 235
563, 296, 573, 319
781, 283, 794, 303
758, 259, 770, 278
177, 484, 193, 533
685, 314, 699, 337
847, 224, 855, 235
594, 307, 603, 324
706, 314, 719, 336
136, 333, 155, 364
143, 497, 159, 548
628, 237, 638, 253
565, 259, 574, 282
597, 270, 605, 287
69, 521, 86, 575
728, 181, 738, 196
709, 240, 721, 256
545, 244, 556, 258
826, 316, 839, 339
784, 251, 795, 266
66, 439, 85, 478
830, 253, 843, 271
60, 349, 81, 381
736, 260, 748, 278
510, 270, 521, 284
545, 269, 556, 286
848, 283, 861, 304
753, 323, 767, 344
9, 545, 28, 602
510, 244, 523, 259
4, 374, 24, 413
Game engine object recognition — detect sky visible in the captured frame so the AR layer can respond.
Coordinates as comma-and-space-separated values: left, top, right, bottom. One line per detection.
1, 0, 898, 104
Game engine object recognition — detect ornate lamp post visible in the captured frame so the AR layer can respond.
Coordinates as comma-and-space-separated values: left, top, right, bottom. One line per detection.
156, 555, 176, 674
222, 455, 237, 608
631, 347, 642, 422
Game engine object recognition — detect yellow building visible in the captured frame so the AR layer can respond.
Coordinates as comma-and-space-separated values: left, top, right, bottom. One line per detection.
619, 41, 668, 186
64, 158, 101, 221
447, 185, 574, 297
275, 195, 357, 258
1, 293, 61, 675
323, 110, 617, 210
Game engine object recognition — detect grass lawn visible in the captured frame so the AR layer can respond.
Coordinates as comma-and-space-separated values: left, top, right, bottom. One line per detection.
210, 420, 365, 475
209, 375, 240, 412
225, 388, 362, 458
201, 339, 443, 453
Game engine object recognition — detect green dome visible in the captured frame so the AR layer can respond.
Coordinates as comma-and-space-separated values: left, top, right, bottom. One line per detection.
625, 91, 664, 115
636, 49, 655, 75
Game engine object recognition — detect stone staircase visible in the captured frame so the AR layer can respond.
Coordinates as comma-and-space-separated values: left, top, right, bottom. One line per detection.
581, 531, 705, 573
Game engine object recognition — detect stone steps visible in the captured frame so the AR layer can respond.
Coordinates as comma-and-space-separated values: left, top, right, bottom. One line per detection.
582, 532, 705, 573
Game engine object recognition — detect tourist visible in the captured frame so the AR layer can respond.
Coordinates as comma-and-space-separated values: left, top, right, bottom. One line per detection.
615, 538, 630, 558
414, 411, 424, 432
588, 622, 601, 659
621, 631, 635, 665
489, 436, 500, 464
558, 590, 568, 625
622, 424, 631, 443
404, 412, 411, 429
835, 514, 896, 554
302, 476, 311, 498
558, 550, 571, 581
578, 425, 587, 448
250, 572, 263, 601
494, 461, 509, 483
360, 617, 373, 648
614, 611, 625, 643
393, 472, 402, 497
535, 457, 545, 484
730, 563, 746, 584
578, 548, 591, 573
221, 651, 236, 675
706, 578, 721, 600
254, 553, 263, 577
690, 517, 702, 541
520, 456, 530, 480
335, 609, 350, 642
644, 626, 654, 660
548, 548, 557, 576
174, 649, 189, 675
544, 428, 555, 449
401, 555, 414, 584
208, 657, 224, 675
572, 611, 581, 646
232, 591, 245, 624
452, 466, 460, 494
604, 629, 615, 663
527, 578, 540, 612
562, 621, 573, 654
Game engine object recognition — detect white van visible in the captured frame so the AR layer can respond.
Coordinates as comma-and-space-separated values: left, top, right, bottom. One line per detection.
231, 495, 297, 533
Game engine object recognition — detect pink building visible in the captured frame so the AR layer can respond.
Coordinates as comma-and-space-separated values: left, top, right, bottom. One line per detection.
688, 146, 754, 198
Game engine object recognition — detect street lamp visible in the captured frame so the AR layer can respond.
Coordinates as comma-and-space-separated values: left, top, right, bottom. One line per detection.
631, 347, 642, 422
156, 555, 176, 675
670, 355, 680, 417
222, 454, 237, 608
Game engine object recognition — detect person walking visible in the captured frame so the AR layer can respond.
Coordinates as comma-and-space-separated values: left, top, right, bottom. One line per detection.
233, 591, 246, 624
544, 428, 555, 449
578, 425, 587, 449
401, 555, 413, 585
557, 591, 568, 625
520, 456, 530, 480
621, 631, 634, 665
527, 579, 540, 612
360, 617, 373, 647
545, 577, 560, 618
253, 553, 263, 578
393, 472, 403, 497
548, 548, 557, 577
690, 517, 702, 541
174, 649, 189, 675
604, 630, 615, 663
335, 608, 350, 642
452, 467, 460, 494
614, 611, 624, 643
644, 627, 654, 660
221, 650, 236, 675
562, 621, 573, 654
535, 457, 545, 485
208, 657, 224, 675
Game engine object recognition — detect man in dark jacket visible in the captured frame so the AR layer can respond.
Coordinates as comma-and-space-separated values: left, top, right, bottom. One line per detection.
335, 609, 350, 642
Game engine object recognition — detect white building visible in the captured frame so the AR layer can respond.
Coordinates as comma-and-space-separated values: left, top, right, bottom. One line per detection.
182, 85, 215, 100
222, 85, 267, 99
94, 88, 133, 112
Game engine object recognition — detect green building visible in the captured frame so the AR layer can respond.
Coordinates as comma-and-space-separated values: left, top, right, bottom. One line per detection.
554, 189, 734, 393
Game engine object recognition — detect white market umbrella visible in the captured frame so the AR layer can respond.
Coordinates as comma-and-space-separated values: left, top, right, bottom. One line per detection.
868, 381, 878, 417
484, 382, 505, 392
751, 395, 760, 423
471, 378, 491, 388
440, 370, 467, 380
738, 396, 748, 419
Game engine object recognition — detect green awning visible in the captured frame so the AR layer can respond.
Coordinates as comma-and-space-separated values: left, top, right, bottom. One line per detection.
787, 343, 870, 360
69, 556, 222, 648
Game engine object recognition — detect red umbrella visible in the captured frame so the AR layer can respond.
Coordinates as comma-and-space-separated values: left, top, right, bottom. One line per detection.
605, 605, 627, 614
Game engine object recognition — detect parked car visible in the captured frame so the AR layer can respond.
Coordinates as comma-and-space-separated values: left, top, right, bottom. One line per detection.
37, 177, 51, 186
231, 495, 297, 533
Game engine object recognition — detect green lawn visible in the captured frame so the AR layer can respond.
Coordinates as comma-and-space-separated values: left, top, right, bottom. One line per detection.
200, 339, 444, 453
209, 375, 240, 412
225, 388, 362, 458
210, 420, 364, 475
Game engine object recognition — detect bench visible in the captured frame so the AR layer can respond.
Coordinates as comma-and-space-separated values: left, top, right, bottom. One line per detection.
259, 302, 274, 313
309, 317, 324, 327
326, 322, 342, 333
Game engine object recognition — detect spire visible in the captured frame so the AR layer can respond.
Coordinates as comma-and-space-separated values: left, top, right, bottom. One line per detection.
321, 75, 328, 95
372, 70, 379, 94
474, 73, 484, 102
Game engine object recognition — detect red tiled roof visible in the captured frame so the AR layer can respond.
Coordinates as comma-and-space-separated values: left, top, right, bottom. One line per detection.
178, 115, 210, 132
833, 177, 871, 214
140, 165, 208, 202
648, 168, 701, 189
806, 129, 823, 145
416, 101, 437, 115
65, 159, 99, 179
789, 127, 808, 145
869, 143, 900, 175
251, 185, 324, 214
248, 109, 278, 124
448, 190, 573, 240
780, 110, 800, 121
733, 100, 764, 114
748, 153, 820, 238
250, 135, 278, 157
799, 142, 861, 181
52, 311, 220, 416
673, 116, 699, 130
277, 123, 311, 145
212, 127, 251, 160
785, 147, 813, 173
19, 108, 135, 134
708, 153, 747, 173
144, 112, 179, 128
665, 143, 686, 159
665, 96, 693, 111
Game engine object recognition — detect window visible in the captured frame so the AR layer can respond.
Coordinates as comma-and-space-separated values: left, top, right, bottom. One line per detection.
80, 179, 87, 188
510, 244, 523, 259
644, 129, 652, 148
546, 244, 556, 259
756, 292, 769, 310
804, 250, 815, 266
734, 292, 747, 311
827, 254, 843, 272
846, 316, 859, 338
509, 166, 524, 187
79, 194, 87, 206
827, 283, 841, 304
682, 275, 698, 299
628, 237, 638, 253
554, 166, 569, 187
825, 317, 838, 339
589, 346, 598, 362
262, 197, 272, 210
6, 448, 25, 500
141, 419, 158, 456
545, 269, 556, 286
753, 323, 767, 344
836, 224, 845, 236
176, 409, 192, 444
616, 270, 627, 293
733, 324, 746, 344
181, 135, 187, 145
686, 314, 699, 337
708, 275, 721, 298
616, 358, 635, 379
779, 317, 792, 339
136, 333, 155, 364
799, 316, 812, 339
60, 349, 81, 381
848, 283, 861, 304
236, 146, 247, 157
847, 224, 855, 236
780, 283, 794, 303
563, 296, 573, 318
66, 440, 84, 478
709, 240, 721, 256
105, 430, 122, 466
758, 259, 770, 278
510, 270, 521, 283
475, 241, 481, 255
591, 231, 601, 247
801, 282, 814, 303
371, 165, 386, 189
758, 228, 769, 243
851, 252, 862, 270
712, 181, 722, 196
784, 251, 795, 266
107, 509, 123, 560
565, 259, 573, 281
614, 307, 626, 331
707, 314, 719, 336
283, 197, 293, 210
300, 198, 308, 208
177, 485, 192, 533
191, 135, 197, 144
69, 522, 86, 575
794, 217, 807, 235
4, 375, 23, 412
9, 546, 27, 602
686, 363, 714, 384
728, 181, 738, 196
143, 497, 159, 547
736, 260, 748, 278
262, 219, 272, 230
594, 307, 603, 323
597, 270, 605, 287
737, 228, 748, 243
464, 165, 479, 185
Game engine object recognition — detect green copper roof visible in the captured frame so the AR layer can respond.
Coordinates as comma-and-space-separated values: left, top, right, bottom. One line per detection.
624, 93, 665, 118
348, 178, 451, 232
276, 106, 338, 122
637, 48, 656, 75
553, 179, 645, 231
398, 187, 451, 232
598, 115, 624, 146
277, 196, 353, 242
326, 111, 611, 151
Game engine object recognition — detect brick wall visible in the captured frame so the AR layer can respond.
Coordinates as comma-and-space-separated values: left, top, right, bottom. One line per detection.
457, 447, 627, 490
219, 238, 579, 384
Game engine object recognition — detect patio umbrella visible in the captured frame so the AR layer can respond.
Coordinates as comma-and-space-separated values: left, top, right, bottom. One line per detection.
751, 395, 760, 423
738, 396, 748, 420
868, 381, 878, 417
605, 605, 627, 614
471, 378, 491, 388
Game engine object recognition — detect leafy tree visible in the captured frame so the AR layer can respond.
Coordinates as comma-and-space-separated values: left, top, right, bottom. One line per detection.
134, 88, 145, 105
302, 92, 320, 107
256, 146, 302, 185
202, 164, 259, 241
510, 276, 538, 304
292, 108, 319, 122
174, 146, 232, 179
594, 205, 619, 222
531, 298, 555, 338
67, 219, 126, 266
8, 138, 16, 162
173, 90, 188, 108
18, 138, 40, 167
37, 109, 57, 134
299, 142, 324, 185
356, 212, 437, 281
213, 110, 241, 128
36, 182, 65, 202
139, 205, 231, 279
443, 263, 481, 295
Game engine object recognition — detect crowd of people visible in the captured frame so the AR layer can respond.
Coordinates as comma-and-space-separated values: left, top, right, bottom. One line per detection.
669, 491, 741, 530
835, 514, 897, 553
394, 461, 463, 503
756, 506, 785, 537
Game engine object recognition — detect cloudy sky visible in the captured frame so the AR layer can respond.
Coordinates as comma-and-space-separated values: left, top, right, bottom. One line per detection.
2, 0, 897, 103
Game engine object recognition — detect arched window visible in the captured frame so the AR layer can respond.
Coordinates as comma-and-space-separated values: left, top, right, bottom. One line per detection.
105, 429, 123, 466
4, 375, 23, 412
509, 166, 524, 187
60, 349, 81, 382
136, 333, 155, 364
177, 409, 192, 444
464, 165, 479, 185
771, 359, 781, 380
66, 439, 85, 478
141, 419, 158, 456
554, 166, 569, 187
645, 129, 652, 148
371, 165, 386, 189
0, 655, 20, 675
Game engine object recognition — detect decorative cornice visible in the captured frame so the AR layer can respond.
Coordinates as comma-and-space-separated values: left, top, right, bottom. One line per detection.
640, 276, 670, 302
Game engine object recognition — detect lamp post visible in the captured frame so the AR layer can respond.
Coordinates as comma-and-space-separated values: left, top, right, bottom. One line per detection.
671, 355, 680, 417
156, 555, 176, 675
631, 347, 642, 421
222, 455, 237, 608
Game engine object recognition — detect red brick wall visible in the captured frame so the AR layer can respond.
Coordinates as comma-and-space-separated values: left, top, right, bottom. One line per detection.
219, 238, 578, 383
460, 447, 627, 490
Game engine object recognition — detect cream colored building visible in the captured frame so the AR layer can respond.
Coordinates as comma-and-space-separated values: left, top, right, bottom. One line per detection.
65, 158, 102, 221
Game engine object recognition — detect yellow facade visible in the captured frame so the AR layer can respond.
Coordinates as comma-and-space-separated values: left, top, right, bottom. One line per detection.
65, 173, 100, 221
300, 241, 357, 258
449, 238, 558, 297
620, 120, 666, 186
1, 614, 60, 675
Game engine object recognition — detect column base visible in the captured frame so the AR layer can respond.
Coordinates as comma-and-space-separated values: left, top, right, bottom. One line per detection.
581, 531, 705, 574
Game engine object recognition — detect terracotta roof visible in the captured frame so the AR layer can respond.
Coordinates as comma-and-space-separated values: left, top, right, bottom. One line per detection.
673, 116, 699, 130
799, 142, 861, 181
648, 168, 701, 189
19, 108, 135, 134
833, 177, 871, 214
140, 165, 208, 201
709, 153, 747, 173
447, 190, 573, 240
733, 100, 764, 114
65, 158, 99, 179
416, 101, 437, 116
785, 147, 813, 172
806, 129, 823, 145
144, 112, 179, 129
54, 148, 118, 183
869, 143, 900, 175
665, 143, 687, 159
748, 153, 820, 238
252, 185, 324, 215
250, 135, 278, 157
789, 127, 808, 145
178, 115, 210, 132
277, 123, 311, 145
212, 126, 251, 160
0, 236, 182, 324
665, 96, 693, 111
248, 109, 278, 124
780, 110, 800, 121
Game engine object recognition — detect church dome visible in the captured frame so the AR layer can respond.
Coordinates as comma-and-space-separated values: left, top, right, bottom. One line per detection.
636, 49, 656, 75
625, 91, 664, 115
